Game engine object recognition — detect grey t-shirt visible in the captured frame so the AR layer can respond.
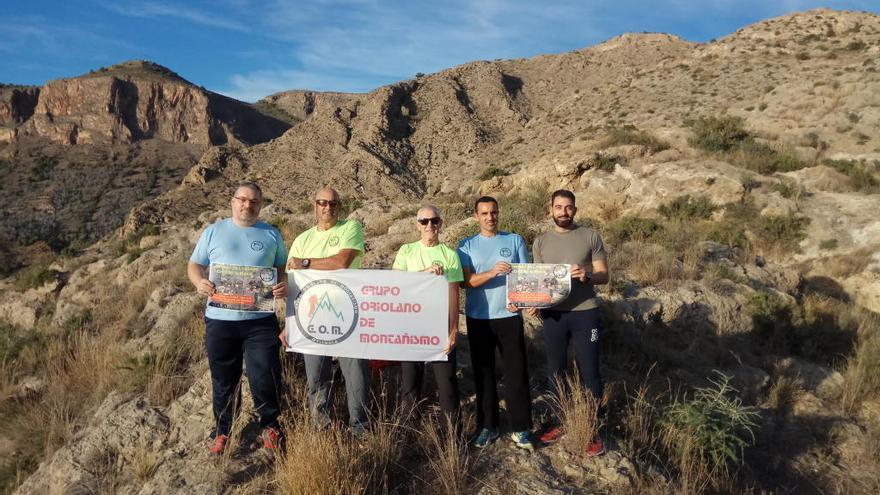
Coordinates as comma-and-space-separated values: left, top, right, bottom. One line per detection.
532, 225, 607, 311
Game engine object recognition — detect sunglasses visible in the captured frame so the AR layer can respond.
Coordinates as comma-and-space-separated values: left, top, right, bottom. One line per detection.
418, 217, 442, 225
315, 199, 341, 208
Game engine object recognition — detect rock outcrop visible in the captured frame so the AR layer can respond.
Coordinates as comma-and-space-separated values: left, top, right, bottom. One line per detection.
4, 61, 291, 146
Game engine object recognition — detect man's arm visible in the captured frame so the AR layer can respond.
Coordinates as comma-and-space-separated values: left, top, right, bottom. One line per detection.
461, 263, 510, 288
445, 282, 459, 354
287, 249, 360, 270
187, 261, 215, 295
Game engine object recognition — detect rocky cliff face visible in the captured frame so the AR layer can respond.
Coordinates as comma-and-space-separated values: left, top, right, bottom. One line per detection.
2, 61, 291, 146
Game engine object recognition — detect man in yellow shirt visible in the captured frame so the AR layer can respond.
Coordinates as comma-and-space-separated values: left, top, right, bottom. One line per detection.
391, 205, 462, 421
283, 186, 369, 433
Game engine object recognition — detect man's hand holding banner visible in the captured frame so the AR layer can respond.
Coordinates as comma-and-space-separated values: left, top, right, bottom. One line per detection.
285, 269, 449, 361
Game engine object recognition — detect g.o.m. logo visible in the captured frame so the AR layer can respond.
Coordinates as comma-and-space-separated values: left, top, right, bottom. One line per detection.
294, 279, 359, 345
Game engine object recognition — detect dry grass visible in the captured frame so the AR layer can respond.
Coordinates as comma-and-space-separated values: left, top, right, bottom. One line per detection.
420, 414, 474, 495
552, 374, 603, 455
274, 413, 372, 494
842, 331, 880, 414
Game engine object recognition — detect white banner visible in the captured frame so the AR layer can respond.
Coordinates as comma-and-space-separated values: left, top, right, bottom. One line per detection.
285, 269, 449, 361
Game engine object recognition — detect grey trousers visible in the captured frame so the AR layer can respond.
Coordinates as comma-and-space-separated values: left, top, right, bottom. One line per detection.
303, 354, 370, 429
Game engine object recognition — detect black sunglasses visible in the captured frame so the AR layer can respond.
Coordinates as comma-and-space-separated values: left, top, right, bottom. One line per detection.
315, 199, 341, 208
418, 217, 442, 225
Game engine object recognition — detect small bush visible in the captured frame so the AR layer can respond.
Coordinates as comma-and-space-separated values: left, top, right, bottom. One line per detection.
659, 373, 759, 483
846, 40, 867, 51
478, 166, 509, 181
13, 264, 58, 291
687, 116, 750, 153
592, 153, 620, 172
819, 238, 838, 250
822, 158, 879, 193
603, 126, 670, 153
658, 195, 717, 221
730, 140, 804, 174
604, 216, 663, 245
754, 213, 809, 252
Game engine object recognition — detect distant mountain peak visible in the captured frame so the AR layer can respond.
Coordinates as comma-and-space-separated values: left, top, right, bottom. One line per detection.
77, 60, 192, 85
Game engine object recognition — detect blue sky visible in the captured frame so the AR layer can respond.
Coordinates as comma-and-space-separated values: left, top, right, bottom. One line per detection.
1, 1, 876, 102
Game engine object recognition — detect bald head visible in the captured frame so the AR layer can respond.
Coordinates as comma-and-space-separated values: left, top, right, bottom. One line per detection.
315, 187, 340, 202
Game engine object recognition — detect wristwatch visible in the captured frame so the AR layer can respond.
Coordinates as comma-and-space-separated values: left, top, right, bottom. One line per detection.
301, 258, 311, 268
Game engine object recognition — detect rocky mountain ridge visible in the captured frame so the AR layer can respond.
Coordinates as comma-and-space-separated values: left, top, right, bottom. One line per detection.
0, 60, 291, 146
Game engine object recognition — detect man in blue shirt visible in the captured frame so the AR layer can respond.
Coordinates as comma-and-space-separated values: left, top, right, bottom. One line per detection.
188, 182, 288, 455
458, 196, 534, 450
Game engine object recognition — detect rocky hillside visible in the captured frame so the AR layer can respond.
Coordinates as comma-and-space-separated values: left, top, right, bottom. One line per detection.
0, 61, 295, 272
2, 8, 880, 495
0, 61, 291, 146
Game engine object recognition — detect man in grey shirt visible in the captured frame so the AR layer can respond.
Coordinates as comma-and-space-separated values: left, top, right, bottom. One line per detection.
529, 189, 609, 456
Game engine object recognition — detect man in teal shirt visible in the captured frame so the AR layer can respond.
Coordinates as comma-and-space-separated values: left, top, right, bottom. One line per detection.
188, 182, 288, 454
457, 196, 534, 450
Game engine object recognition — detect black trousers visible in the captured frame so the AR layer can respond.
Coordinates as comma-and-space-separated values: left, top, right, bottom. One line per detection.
540, 308, 603, 405
400, 348, 460, 418
205, 314, 282, 437
466, 315, 532, 431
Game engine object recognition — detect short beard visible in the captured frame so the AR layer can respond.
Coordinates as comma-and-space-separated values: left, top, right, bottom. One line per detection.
553, 216, 573, 229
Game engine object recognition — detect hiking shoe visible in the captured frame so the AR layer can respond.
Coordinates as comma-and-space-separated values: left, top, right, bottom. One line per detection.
539, 426, 562, 445
586, 437, 605, 457
472, 428, 499, 448
260, 427, 282, 450
510, 431, 535, 451
209, 434, 228, 455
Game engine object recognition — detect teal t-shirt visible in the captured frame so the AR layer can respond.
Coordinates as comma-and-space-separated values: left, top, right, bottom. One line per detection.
392, 241, 464, 283
457, 232, 529, 319
190, 218, 287, 321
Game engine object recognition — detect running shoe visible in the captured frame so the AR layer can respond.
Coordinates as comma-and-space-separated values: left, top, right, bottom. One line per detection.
586, 437, 605, 457
260, 427, 282, 450
510, 431, 535, 451
538, 426, 562, 445
472, 428, 499, 448
209, 434, 228, 455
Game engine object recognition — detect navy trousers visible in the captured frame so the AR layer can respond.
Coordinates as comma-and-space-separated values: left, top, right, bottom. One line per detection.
205, 314, 282, 437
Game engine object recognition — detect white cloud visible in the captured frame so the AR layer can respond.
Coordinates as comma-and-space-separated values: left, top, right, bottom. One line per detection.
103, 2, 251, 32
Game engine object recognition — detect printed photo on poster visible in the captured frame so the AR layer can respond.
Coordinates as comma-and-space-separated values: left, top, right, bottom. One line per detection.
208, 263, 277, 312
506, 263, 571, 308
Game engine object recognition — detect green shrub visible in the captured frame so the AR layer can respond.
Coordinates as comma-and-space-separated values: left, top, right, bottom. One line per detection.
846, 40, 867, 51
819, 238, 839, 250
603, 126, 670, 153
478, 166, 510, 181
13, 264, 59, 291
660, 372, 759, 480
822, 158, 879, 193
592, 153, 619, 172
687, 116, 750, 153
605, 216, 663, 244
701, 221, 749, 250
754, 214, 809, 251
0, 323, 43, 362
688, 116, 804, 174
658, 195, 717, 221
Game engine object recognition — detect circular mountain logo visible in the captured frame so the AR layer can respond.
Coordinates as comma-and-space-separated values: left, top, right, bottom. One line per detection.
259, 268, 275, 282
500, 247, 512, 257
294, 279, 358, 345
328, 236, 340, 247
250, 241, 265, 251
432, 260, 444, 268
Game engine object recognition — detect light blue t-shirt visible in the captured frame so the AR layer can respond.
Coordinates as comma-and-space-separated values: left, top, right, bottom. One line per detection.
457, 232, 530, 319
190, 218, 287, 321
